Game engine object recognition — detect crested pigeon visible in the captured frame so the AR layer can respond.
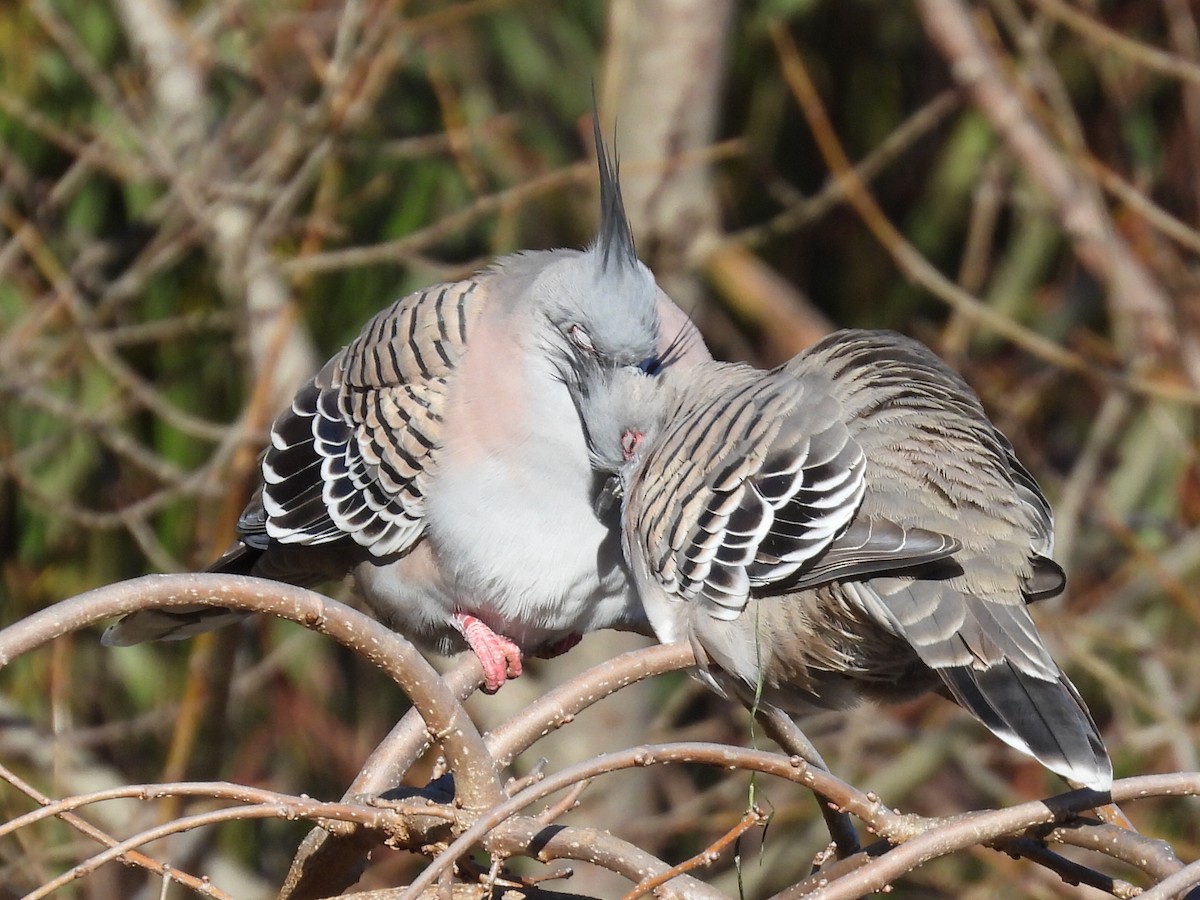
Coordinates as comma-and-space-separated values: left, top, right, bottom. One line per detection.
580, 329, 1112, 789
102, 124, 710, 692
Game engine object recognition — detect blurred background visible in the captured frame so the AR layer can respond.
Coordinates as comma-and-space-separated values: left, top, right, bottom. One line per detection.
1, 0, 1199, 896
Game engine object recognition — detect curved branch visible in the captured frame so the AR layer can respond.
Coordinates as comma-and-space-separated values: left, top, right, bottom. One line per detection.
778, 774, 1200, 900
489, 819, 725, 900
1044, 821, 1186, 885
485, 642, 696, 766
0, 574, 501, 813
404, 741, 896, 897
621, 805, 767, 900
1136, 858, 1200, 900
0, 761, 234, 899
278, 658, 484, 900
26, 798, 423, 900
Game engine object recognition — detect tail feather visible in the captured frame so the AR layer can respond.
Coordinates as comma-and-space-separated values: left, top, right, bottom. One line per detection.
100, 545, 262, 646
940, 661, 1112, 790
100, 605, 250, 646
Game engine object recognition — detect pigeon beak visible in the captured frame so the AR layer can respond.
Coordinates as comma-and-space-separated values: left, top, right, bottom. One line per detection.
594, 475, 624, 518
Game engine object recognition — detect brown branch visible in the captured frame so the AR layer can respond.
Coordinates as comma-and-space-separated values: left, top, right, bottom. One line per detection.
1029, 0, 1200, 87
0, 762, 233, 900
753, 705, 862, 860
0, 574, 502, 816
1136, 858, 1200, 900
277, 643, 701, 899
404, 741, 897, 896
0, 88, 144, 183
621, 805, 768, 900
769, 21, 1199, 406
282, 162, 591, 277
0, 777, 453, 841
0, 378, 192, 485
24, 795, 444, 900
534, 778, 588, 824
278, 658, 485, 900
1044, 821, 1187, 885
0, 206, 230, 441
728, 88, 962, 252
773, 774, 1200, 900
916, 0, 1176, 364
485, 642, 696, 767
487, 819, 723, 900
282, 141, 743, 278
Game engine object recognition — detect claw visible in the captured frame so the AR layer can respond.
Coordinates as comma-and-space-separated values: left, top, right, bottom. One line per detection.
453, 613, 523, 692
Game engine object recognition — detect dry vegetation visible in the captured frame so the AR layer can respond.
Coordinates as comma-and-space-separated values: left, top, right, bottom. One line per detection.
2, 0, 1200, 897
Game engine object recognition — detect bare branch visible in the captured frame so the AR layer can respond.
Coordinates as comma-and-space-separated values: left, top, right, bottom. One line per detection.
1135, 858, 1200, 900
916, 0, 1177, 365
278, 659, 485, 900
0, 574, 502, 814
488, 819, 723, 900
0, 761, 233, 899
620, 805, 768, 900
404, 742, 897, 896
485, 642, 695, 767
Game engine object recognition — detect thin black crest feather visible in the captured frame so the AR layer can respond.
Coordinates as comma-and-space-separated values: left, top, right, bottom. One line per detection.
642, 306, 701, 375
591, 107, 638, 272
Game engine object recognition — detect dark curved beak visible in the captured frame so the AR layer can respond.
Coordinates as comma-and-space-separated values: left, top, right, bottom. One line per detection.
594, 474, 623, 519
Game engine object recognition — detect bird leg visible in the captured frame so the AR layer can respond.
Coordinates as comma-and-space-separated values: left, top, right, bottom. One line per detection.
753, 704, 862, 861
452, 612, 523, 693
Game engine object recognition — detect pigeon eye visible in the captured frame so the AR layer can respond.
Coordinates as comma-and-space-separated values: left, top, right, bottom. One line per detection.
569, 324, 596, 354
638, 355, 662, 375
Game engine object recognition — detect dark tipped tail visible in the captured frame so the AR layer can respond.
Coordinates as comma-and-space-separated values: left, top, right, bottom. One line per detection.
940, 661, 1112, 790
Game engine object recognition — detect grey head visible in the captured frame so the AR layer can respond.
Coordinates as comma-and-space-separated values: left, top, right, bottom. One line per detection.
525, 115, 661, 393
576, 365, 676, 517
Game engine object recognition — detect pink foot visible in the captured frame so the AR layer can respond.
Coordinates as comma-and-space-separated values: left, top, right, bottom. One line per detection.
453, 612, 523, 693
534, 632, 583, 659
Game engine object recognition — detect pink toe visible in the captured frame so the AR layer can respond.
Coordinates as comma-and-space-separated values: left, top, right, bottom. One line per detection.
454, 613, 525, 692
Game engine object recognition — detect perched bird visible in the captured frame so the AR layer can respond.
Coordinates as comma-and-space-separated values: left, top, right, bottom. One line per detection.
102, 123, 709, 692
580, 329, 1111, 788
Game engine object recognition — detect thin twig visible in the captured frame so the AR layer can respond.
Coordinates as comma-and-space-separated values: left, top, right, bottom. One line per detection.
621, 805, 768, 900
488, 819, 723, 900
0, 777, 453, 841
916, 0, 1176, 364
0, 762, 233, 899
770, 21, 1198, 405
1030, 0, 1200, 87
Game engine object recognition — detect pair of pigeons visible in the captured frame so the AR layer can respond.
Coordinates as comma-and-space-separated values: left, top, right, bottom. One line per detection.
104, 130, 1112, 792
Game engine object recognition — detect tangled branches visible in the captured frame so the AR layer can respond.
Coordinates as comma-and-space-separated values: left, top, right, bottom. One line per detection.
4, 0, 1200, 896
0, 574, 1197, 898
